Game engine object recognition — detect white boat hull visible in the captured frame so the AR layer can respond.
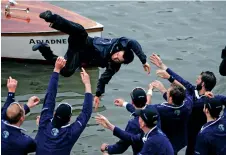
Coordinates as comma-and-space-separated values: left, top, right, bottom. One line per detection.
1, 31, 102, 60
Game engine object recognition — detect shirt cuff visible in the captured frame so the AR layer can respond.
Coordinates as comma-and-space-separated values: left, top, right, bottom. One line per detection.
147, 89, 153, 96
95, 91, 102, 97
123, 102, 128, 107
8, 92, 15, 98
23, 104, 30, 115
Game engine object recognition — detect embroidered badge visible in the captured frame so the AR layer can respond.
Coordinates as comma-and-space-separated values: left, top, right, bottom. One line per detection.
218, 124, 225, 132
174, 110, 180, 116
2, 131, 9, 139
51, 128, 59, 136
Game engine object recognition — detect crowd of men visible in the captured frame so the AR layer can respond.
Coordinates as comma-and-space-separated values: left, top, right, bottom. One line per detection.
1, 10, 226, 155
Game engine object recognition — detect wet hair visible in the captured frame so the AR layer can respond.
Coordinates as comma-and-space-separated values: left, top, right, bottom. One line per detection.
6, 102, 25, 124
169, 85, 186, 106
123, 49, 134, 64
200, 71, 216, 91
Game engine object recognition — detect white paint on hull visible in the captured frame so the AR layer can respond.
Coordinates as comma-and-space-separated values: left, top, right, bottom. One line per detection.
1, 31, 102, 60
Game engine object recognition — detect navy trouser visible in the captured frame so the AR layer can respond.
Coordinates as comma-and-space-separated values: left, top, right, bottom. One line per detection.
38, 13, 89, 77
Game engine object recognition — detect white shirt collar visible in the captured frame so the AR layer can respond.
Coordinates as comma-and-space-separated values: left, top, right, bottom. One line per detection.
142, 126, 157, 143
3, 120, 27, 132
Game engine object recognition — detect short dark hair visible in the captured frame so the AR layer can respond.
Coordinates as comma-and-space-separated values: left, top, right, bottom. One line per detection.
204, 98, 223, 118
6, 103, 24, 124
131, 87, 147, 108
169, 85, 186, 106
201, 71, 216, 91
123, 49, 134, 64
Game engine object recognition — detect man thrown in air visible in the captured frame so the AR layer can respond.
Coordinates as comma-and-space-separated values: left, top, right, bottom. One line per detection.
33, 10, 151, 110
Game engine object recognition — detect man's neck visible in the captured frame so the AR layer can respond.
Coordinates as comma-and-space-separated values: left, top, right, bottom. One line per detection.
206, 116, 216, 123
143, 126, 155, 134
11, 122, 21, 128
199, 89, 206, 95
135, 105, 147, 110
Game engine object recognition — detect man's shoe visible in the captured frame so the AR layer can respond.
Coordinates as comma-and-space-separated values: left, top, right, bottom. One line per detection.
32, 42, 50, 51
39, 10, 53, 22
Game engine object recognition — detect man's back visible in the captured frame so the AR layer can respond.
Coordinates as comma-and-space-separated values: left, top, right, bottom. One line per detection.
139, 127, 174, 155
1, 121, 36, 155
35, 122, 79, 155
154, 95, 193, 153
195, 116, 226, 155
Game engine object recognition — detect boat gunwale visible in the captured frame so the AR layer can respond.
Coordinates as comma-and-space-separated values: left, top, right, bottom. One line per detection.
1, 27, 103, 36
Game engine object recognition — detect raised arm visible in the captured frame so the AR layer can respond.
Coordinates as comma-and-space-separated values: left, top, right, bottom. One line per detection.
150, 54, 194, 93
95, 114, 141, 145
113, 127, 141, 144
39, 57, 66, 127
166, 68, 194, 93
94, 63, 121, 110
1, 77, 17, 120
106, 121, 141, 154
127, 39, 150, 74
71, 68, 93, 141
114, 98, 136, 114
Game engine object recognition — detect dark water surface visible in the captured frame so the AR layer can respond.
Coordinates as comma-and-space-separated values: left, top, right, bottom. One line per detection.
1, 1, 226, 154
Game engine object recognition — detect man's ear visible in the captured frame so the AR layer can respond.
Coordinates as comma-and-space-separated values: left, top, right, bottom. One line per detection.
20, 115, 25, 123
168, 96, 173, 103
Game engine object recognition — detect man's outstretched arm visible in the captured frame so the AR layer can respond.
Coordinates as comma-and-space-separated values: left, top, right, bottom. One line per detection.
1, 77, 17, 120
39, 57, 66, 127
71, 68, 93, 142
150, 54, 194, 93
127, 39, 150, 74
94, 63, 121, 110
95, 114, 141, 145
96, 63, 121, 97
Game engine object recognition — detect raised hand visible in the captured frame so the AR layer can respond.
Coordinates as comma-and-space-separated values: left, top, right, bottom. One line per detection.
151, 80, 167, 94
143, 62, 151, 74
54, 57, 66, 73
94, 96, 100, 112
27, 96, 40, 109
156, 69, 170, 79
7, 76, 18, 93
100, 143, 109, 152
95, 114, 115, 131
114, 98, 125, 107
150, 54, 167, 70
80, 67, 91, 85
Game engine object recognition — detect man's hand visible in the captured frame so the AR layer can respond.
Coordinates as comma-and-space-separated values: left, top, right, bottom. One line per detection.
100, 143, 109, 152
80, 68, 91, 86
36, 115, 40, 126
205, 92, 214, 98
27, 96, 40, 109
80, 67, 91, 94
143, 62, 151, 74
114, 98, 125, 107
148, 83, 154, 90
7, 76, 18, 93
152, 80, 167, 94
150, 54, 167, 70
54, 57, 66, 73
95, 114, 115, 131
94, 96, 100, 112
156, 69, 170, 79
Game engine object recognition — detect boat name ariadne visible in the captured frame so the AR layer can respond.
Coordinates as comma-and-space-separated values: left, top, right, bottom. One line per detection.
29, 39, 67, 44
